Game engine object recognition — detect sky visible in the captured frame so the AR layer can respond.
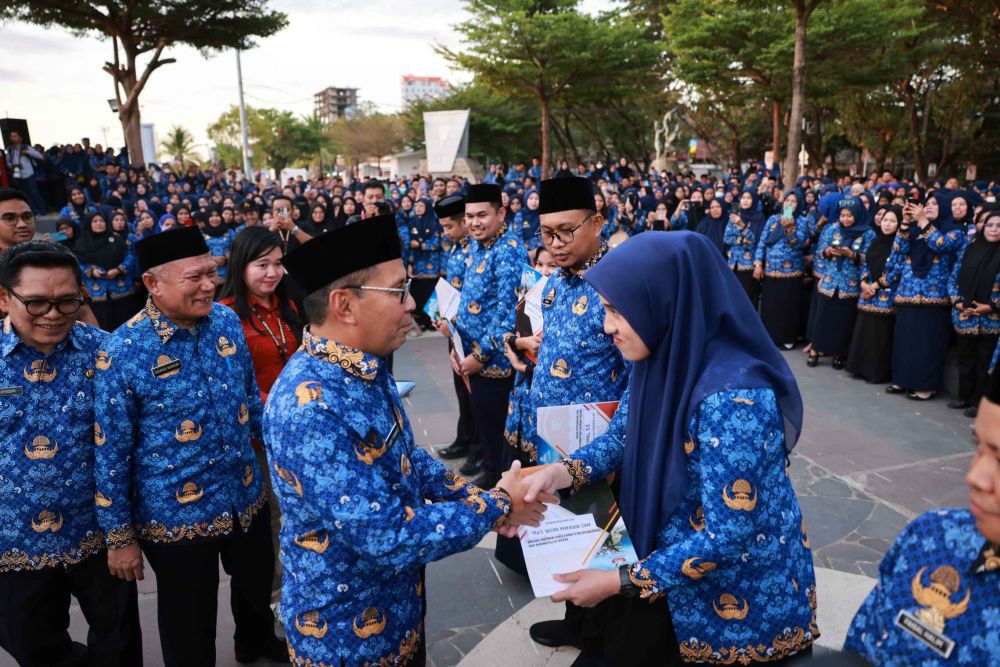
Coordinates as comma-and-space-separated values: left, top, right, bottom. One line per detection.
2, 0, 609, 158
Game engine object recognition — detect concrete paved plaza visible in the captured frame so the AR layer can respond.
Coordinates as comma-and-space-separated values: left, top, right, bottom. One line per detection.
2, 333, 973, 666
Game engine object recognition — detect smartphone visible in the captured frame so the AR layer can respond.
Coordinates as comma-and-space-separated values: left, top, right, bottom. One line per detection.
49, 232, 68, 241
277, 206, 289, 218
783, 204, 795, 220
657, 211, 667, 221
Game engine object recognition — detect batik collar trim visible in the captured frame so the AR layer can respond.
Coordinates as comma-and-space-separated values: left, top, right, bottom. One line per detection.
563, 242, 609, 279
481, 223, 508, 249
971, 541, 1000, 576
301, 328, 379, 381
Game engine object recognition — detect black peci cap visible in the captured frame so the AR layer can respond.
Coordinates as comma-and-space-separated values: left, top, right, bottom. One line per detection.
135, 227, 210, 273
434, 195, 466, 219
466, 184, 502, 206
282, 214, 402, 294
539, 177, 596, 215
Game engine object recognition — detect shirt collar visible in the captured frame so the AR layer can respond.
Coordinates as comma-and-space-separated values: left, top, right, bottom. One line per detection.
480, 223, 508, 249
301, 328, 380, 381
145, 297, 211, 344
970, 541, 1000, 576
0, 317, 85, 358
562, 242, 609, 280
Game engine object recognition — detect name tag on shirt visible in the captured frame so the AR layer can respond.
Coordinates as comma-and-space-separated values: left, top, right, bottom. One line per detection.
894, 610, 955, 659
151, 358, 182, 378
0, 386, 23, 397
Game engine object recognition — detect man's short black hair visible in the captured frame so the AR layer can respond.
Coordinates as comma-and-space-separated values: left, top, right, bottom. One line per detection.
0, 241, 83, 290
271, 194, 293, 209
0, 188, 29, 207
363, 179, 383, 193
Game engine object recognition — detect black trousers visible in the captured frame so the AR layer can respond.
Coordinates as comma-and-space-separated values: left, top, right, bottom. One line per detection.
957, 333, 1000, 405
142, 506, 277, 667
468, 373, 515, 485
734, 269, 761, 310
452, 366, 478, 452
411, 277, 437, 329
0, 552, 142, 667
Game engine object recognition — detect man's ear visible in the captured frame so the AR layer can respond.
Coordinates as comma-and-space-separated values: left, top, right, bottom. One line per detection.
0, 285, 9, 312
328, 289, 358, 326
141, 271, 158, 295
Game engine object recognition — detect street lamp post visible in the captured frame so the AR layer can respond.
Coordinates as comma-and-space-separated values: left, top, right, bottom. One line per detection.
235, 50, 253, 179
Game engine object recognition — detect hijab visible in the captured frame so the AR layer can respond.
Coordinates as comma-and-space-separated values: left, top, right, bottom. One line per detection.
75, 213, 128, 269
410, 198, 439, 241
738, 187, 766, 240
694, 198, 728, 258
520, 191, 541, 241
55, 218, 79, 250
866, 205, 901, 280
834, 197, 870, 244
68, 187, 89, 219
909, 190, 959, 278
957, 212, 1000, 304
583, 232, 802, 559
765, 189, 805, 245
202, 206, 229, 238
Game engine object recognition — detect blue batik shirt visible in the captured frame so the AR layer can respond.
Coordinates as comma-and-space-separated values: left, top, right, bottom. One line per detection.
571, 388, 818, 664
521, 245, 628, 462
454, 224, 528, 379
947, 242, 1000, 336
858, 230, 902, 315
93, 299, 266, 548
886, 223, 965, 307
815, 223, 865, 299
0, 320, 107, 572
203, 229, 237, 281
723, 219, 760, 271
444, 237, 472, 291
753, 215, 810, 278
263, 329, 512, 667
845, 509, 1000, 666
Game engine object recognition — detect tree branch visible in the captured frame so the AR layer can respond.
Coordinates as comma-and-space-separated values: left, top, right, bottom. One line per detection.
124, 39, 173, 111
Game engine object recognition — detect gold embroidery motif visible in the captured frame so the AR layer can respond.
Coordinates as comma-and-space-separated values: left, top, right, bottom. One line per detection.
801, 517, 811, 548
572, 295, 588, 315
713, 593, 750, 620
476, 260, 486, 274
216, 336, 237, 357
352, 607, 387, 639
722, 479, 758, 512
294, 530, 330, 553
274, 462, 303, 496
24, 435, 58, 460
237, 403, 249, 425
415, 580, 424, 596
95, 350, 112, 370
23, 360, 56, 383
400, 452, 412, 476
94, 422, 106, 446
31, 510, 63, 533
468, 301, 482, 314
296, 611, 329, 639
545, 287, 556, 304
982, 544, 1000, 571
95, 491, 113, 508
680, 626, 814, 664
294, 380, 323, 406
451, 277, 462, 288
684, 437, 695, 455
403, 506, 416, 522
628, 564, 663, 601
174, 419, 202, 443
175, 482, 204, 504
689, 505, 705, 531
444, 471, 469, 491
465, 495, 488, 514
242, 465, 254, 487
550, 358, 572, 378
911, 565, 970, 633
354, 429, 387, 465
302, 331, 377, 381
399, 628, 421, 658
733, 397, 755, 406
681, 557, 717, 580
0, 532, 105, 572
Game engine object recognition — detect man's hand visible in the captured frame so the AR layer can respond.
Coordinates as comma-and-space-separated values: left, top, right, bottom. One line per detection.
495, 461, 553, 531
449, 349, 462, 375
459, 354, 484, 376
515, 334, 542, 357
435, 319, 451, 338
108, 543, 144, 581
520, 462, 574, 502
503, 340, 527, 374
551, 569, 620, 607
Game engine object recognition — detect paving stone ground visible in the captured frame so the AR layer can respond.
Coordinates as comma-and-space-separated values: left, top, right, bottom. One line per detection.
1, 333, 974, 666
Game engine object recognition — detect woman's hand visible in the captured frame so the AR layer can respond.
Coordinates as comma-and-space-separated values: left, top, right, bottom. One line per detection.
970, 301, 994, 316
551, 569, 620, 607
515, 334, 542, 357
752, 265, 763, 281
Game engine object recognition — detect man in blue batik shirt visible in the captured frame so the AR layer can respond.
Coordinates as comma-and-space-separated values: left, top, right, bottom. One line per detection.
452, 183, 529, 487
93, 226, 287, 666
0, 241, 141, 666
844, 368, 1000, 666
264, 214, 550, 667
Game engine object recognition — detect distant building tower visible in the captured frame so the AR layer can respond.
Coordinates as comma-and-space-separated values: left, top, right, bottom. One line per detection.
314, 87, 359, 125
401, 75, 450, 108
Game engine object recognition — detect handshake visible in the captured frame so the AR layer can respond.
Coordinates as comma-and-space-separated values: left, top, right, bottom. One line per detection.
490, 461, 576, 537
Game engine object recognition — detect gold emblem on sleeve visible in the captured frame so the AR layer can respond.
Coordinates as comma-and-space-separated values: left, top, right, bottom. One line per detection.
95, 491, 113, 508
94, 422, 106, 446
294, 530, 330, 553
911, 565, 970, 633
242, 466, 254, 487
713, 593, 750, 620
352, 607, 387, 639
273, 462, 303, 496
681, 557, 717, 580
31, 510, 63, 533
24, 435, 58, 460
354, 429, 387, 465
550, 359, 572, 379
237, 403, 249, 425
175, 482, 204, 504
295, 611, 329, 639
216, 336, 237, 357
23, 360, 56, 383
722, 479, 758, 512
689, 505, 705, 531
294, 381, 323, 406
174, 420, 203, 443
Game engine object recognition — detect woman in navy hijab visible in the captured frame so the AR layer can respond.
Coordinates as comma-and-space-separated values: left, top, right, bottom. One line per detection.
522, 232, 815, 665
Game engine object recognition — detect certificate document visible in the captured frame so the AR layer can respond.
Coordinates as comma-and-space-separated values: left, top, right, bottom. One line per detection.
520, 401, 638, 597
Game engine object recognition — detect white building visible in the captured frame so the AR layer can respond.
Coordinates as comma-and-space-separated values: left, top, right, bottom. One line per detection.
401, 75, 450, 107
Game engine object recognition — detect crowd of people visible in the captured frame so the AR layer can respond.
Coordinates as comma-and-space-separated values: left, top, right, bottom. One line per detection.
1, 131, 999, 667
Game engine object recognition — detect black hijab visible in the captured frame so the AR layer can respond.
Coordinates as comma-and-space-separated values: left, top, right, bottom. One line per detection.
866, 205, 901, 280
958, 210, 1000, 304
75, 213, 128, 269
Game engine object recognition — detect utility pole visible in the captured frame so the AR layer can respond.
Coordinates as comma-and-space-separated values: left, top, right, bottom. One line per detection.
235, 50, 253, 179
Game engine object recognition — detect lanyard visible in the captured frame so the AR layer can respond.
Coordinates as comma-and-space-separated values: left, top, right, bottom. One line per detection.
251, 304, 289, 361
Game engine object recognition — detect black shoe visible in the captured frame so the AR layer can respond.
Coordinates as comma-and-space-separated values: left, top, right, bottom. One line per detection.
438, 442, 470, 459
235, 636, 291, 664
806, 354, 819, 368
885, 384, 905, 394
529, 619, 583, 649
947, 400, 971, 410
964, 406, 979, 418
459, 456, 483, 476
832, 357, 845, 370
906, 391, 936, 402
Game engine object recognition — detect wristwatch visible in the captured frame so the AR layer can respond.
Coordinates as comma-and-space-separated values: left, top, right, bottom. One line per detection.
618, 565, 639, 598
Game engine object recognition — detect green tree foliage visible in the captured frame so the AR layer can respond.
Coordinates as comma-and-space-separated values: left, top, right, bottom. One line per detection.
1, 1, 287, 167
326, 111, 408, 170
207, 105, 331, 174
159, 125, 200, 165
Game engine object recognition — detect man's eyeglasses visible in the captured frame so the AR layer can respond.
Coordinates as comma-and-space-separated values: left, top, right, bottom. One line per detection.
9, 290, 86, 316
0, 212, 35, 226
535, 214, 595, 245
344, 278, 412, 304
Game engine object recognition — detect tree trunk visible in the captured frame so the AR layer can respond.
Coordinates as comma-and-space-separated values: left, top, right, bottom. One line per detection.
540, 94, 550, 179
731, 129, 742, 165
120, 103, 143, 166
903, 86, 925, 181
771, 99, 781, 167
783, 5, 808, 190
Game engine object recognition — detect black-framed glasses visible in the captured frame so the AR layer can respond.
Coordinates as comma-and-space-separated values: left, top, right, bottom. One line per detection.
8, 290, 86, 316
535, 214, 595, 245
0, 212, 35, 226
343, 278, 412, 304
